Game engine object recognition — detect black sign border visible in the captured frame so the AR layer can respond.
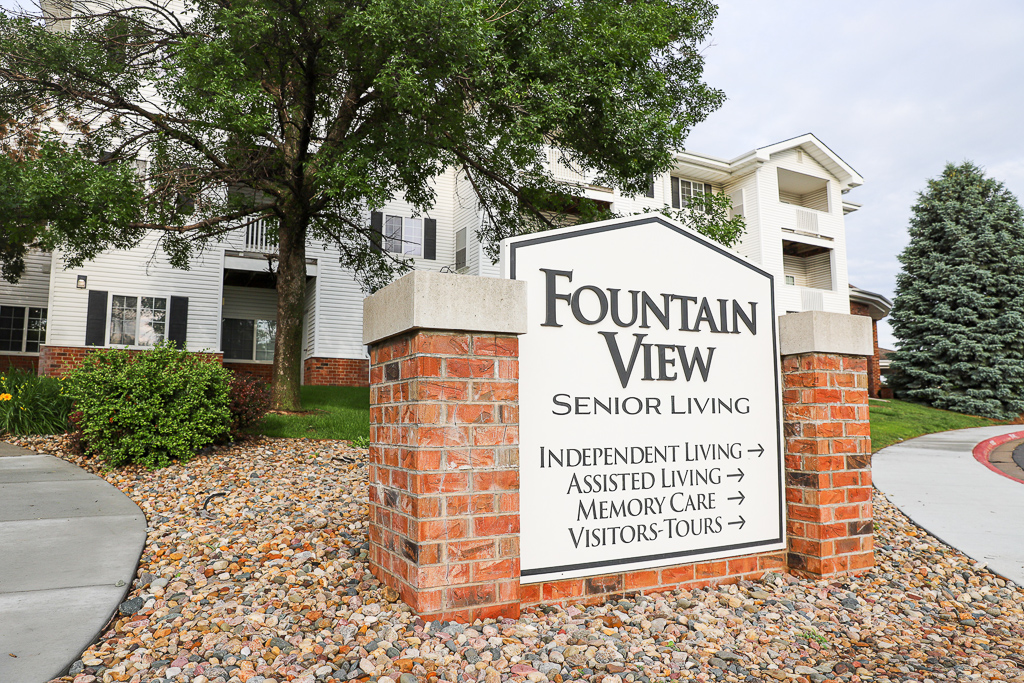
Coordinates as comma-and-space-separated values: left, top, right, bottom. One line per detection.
509, 216, 785, 580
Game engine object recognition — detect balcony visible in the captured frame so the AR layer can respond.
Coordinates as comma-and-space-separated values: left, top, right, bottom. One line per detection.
780, 203, 844, 241
242, 216, 276, 254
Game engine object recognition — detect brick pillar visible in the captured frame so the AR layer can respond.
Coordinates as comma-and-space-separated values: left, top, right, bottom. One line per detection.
779, 312, 875, 578
363, 272, 527, 621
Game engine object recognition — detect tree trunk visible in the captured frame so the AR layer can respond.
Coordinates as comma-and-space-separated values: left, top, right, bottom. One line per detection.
272, 213, 307, 411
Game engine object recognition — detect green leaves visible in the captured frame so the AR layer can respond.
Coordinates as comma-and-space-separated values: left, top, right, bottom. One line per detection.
0, 138, 145, 275
1, 0, 725, 283
65, 342, 233, 468
2, 0, 728, 408
0, 370, 73, 436
890, 162, 1024, 419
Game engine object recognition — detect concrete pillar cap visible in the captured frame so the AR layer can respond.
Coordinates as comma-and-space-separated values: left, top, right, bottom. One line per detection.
778, 311, 873, 357
363, 270, 528, 345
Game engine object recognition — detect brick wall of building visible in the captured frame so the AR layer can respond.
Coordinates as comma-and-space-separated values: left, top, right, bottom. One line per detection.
782, 352, 873, 577
38, 346, 224, 377
223, 361, 273, 382
368, 331, 521, 622
848, 302, 882, 398
0, 354, 39, 373
303, 357, 369, 387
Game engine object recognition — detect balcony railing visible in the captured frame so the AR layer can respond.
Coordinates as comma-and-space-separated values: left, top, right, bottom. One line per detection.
795, 208, 819, 233
781, 204, 843, 240
243, 216, 275, 253
546, 147, 591, 186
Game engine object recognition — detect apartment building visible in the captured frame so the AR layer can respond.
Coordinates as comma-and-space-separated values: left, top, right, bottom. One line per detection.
0, 133, 864, 384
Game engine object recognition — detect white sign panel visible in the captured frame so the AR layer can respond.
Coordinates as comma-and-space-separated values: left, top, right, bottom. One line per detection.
503, 215, 785, 584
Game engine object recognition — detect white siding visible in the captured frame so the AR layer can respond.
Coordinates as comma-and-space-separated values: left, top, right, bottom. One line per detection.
805, 252, 834, 290
222, 285, 277, 320
725, 173, 761, 264
802, 186, 829, 212
453, 172, 481, 274
309, 242, 367, 360
304, 282, 316, 359
0, 251, 52, 308
47, 233, 223, 351
756, 151, 850, 315
18, 138, 858, 361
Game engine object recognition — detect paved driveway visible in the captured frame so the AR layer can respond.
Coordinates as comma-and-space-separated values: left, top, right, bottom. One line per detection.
873, 426, 1024, 586
0, 442, 147, 683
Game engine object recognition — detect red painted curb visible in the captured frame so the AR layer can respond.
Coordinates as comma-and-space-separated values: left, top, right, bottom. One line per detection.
972, 431, 1024, 484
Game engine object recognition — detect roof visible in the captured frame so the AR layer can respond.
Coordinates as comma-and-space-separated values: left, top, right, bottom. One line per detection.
849, 285, 893, 320
729, 133, 865, 191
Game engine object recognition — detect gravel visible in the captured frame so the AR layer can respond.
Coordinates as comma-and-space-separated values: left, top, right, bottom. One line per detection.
6, 433, 1024, 683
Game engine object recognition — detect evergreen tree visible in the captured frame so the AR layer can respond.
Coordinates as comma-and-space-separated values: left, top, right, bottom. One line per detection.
889, 162, 1024, 419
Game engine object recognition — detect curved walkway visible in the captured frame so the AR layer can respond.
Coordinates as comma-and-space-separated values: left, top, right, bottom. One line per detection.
0, 442, 147, 683
873, 425, 1024, 586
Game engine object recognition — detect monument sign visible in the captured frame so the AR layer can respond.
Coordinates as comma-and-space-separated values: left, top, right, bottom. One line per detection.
504, 215, 785, 583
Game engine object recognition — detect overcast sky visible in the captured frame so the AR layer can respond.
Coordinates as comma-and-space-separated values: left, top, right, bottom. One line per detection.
685, 0, 1024, 348
5, 1, 1023, 349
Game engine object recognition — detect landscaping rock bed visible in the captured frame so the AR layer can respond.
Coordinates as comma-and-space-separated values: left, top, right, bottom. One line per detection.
6, 434, 1024, 683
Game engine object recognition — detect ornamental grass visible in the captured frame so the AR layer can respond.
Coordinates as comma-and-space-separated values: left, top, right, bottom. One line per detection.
0, 368, 74, 435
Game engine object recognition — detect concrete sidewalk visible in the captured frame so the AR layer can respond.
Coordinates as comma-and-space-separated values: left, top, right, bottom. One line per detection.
0, 442, 147, 683
873, 425, 1024, 586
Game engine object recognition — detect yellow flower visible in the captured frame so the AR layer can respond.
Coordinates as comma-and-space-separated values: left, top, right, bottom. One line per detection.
0, 393, 11, 401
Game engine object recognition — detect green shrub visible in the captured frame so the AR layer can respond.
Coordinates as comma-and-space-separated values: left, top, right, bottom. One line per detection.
0, 368, 74, 435
65, 342, 233, 468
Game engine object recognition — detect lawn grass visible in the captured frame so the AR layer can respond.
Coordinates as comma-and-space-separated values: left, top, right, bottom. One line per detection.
870, 398, 1001, 452
249, 386, 370, 441
250, 386, 1001, 450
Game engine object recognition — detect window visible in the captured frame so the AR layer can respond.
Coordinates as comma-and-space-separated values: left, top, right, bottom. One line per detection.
0, 306, 47, 353
384, 215, 423, 257
109, 295, 166, 347
255, 319, 275, 361
455, 228, 467, 271
671, 177, 708, 209
785, 275, 796, 286
222, 318, 276, 361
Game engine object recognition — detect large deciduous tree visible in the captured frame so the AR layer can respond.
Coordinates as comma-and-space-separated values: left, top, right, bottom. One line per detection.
0, 0, 729, 410
889, 162, 1024, 419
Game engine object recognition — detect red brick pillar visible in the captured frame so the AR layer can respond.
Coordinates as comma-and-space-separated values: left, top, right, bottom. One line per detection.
779, 312, 875, 578
363, 272, 527, 621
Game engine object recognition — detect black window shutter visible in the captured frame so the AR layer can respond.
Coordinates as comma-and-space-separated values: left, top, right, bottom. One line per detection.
85, 290, 108, 346
168, 296, 189, 348
671, 177, 680, 209
370, 211, 383, 252
423, 218, 437, 260
645, 173, 655, 198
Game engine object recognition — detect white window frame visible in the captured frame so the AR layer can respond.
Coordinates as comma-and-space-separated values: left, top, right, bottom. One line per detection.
107, 294, 169, 349
0, 305, 47, 354
384, 215, 424, 257
670, 177, 707, 209
221, 317, 277, 363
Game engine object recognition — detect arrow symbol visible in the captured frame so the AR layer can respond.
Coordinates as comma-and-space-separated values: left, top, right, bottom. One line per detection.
728, 516, 746, 529
727, 491, 746, 505
726, 468, 745, 482
748, 444, 764, 457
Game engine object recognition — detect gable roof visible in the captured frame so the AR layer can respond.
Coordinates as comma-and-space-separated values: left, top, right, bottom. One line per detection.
730, 133, 865, 190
